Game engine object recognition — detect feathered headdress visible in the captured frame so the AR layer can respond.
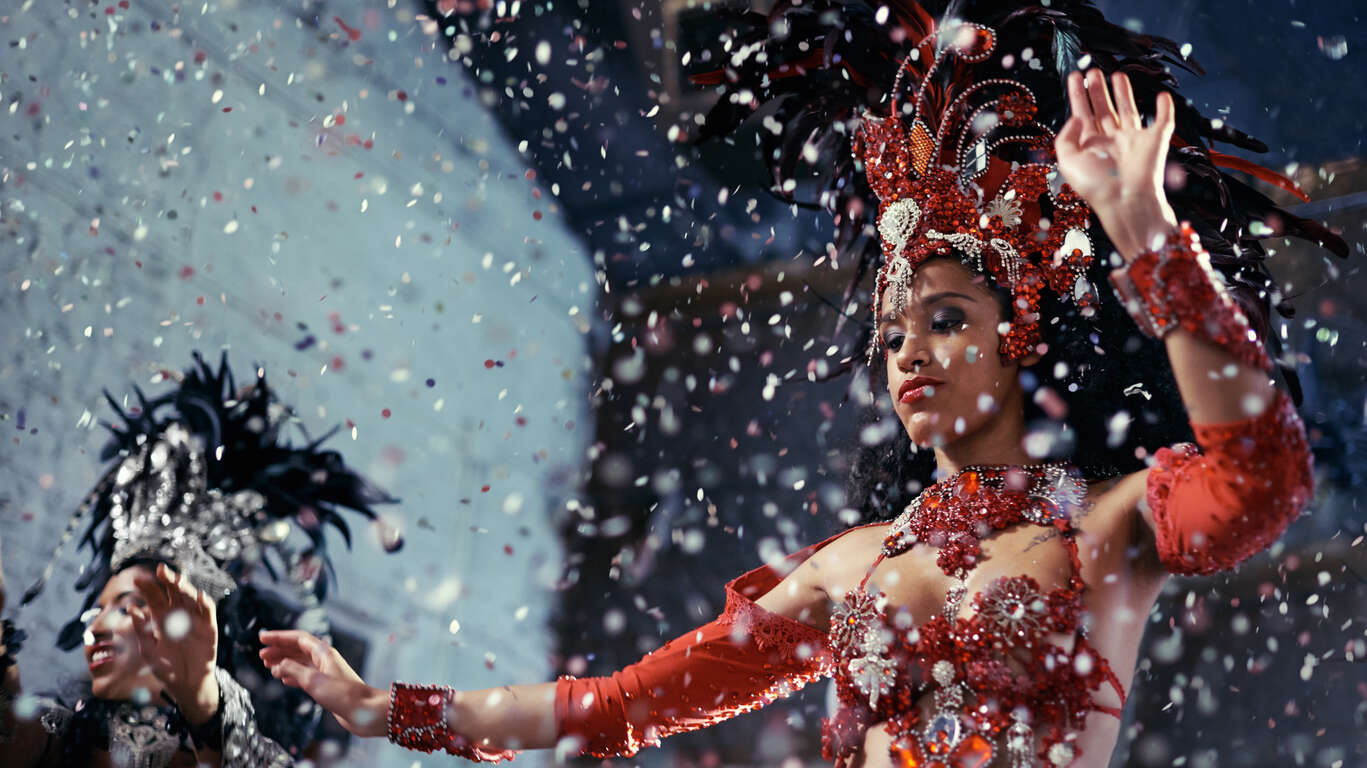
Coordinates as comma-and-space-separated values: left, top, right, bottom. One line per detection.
21, 351, 399, 651
694, 0, 1346, 393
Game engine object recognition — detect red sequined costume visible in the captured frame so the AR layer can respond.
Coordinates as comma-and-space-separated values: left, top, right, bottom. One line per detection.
387, 228, 1314, 763
556, 373, 1311, 765
386, 0, 1330, 762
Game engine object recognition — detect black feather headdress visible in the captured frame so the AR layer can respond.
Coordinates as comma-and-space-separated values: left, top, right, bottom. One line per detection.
21, 351, 399, 652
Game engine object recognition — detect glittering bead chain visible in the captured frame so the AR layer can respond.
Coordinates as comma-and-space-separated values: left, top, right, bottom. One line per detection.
1108, 223, 1272, 372
387, 683, 517, 763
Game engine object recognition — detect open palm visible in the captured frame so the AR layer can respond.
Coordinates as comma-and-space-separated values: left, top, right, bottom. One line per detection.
258, 629, 390, 738
1055, 69, 1178, 256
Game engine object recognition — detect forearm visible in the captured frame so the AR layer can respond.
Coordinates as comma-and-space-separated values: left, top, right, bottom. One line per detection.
1163, 329, 1277, 424
443, 682, 558, 751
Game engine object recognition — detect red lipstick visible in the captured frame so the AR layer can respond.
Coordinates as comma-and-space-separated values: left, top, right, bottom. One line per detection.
898, 375, 943, 405
86, 642, 118, 673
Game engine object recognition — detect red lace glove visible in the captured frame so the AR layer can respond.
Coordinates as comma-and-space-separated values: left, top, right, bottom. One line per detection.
1146, 387, 1314, 575
1108, 222, 1272, 373
555, 531, 859, 758
387, 683, 517, 762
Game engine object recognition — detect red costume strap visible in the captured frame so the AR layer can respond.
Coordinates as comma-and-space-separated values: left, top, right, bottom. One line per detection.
1147, 387, 1313, 575
1107, 222, 1272, 372
555, 527, 873, 758
387, 683, 517, 763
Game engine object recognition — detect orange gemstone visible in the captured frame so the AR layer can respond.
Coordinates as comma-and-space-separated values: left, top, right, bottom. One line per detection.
972, 27, 995, 54
891, 740, 927, 768
960, 470, 980, 496
908, 120, 935, 176
951, 734, 993, 768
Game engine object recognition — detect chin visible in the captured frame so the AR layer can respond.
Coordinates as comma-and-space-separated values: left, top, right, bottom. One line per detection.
901, 411, 943, 449
89, 676, 118, 700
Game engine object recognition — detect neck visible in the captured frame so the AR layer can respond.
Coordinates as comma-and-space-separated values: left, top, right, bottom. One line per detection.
929, 389, 1037, 479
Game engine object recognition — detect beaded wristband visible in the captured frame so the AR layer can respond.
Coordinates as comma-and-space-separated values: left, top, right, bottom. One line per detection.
386, 682, 517, 763
1108, 223, 1272, 372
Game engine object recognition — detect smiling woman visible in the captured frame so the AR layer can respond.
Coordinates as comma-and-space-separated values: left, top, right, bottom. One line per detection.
0, 353, 396, 768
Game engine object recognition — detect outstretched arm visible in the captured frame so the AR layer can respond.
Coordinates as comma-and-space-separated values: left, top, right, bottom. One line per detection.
260, 526, 857, 761
1057, 69, 1313, 576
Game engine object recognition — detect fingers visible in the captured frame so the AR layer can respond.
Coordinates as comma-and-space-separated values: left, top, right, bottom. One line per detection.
258, 644, 313, 669
1055, 114, 1085, 151
269, 657, 317, 691
269, 657, 355, 718
1084, 69, 1119, 131
260, 628, 330, 664
157, 564, 206, 617
128, 604, 157, 649
1154, 90, 1176, 140
259, 628, 324, 649
1066, 71, 1093, 123
133, 571, 171, 620
1111, 71, 1141, 129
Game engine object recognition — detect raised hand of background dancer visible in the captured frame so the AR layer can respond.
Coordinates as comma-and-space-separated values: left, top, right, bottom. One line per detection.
258, 628, 390, 737
128, 563, 220, 725
1055, 68, 1180, 259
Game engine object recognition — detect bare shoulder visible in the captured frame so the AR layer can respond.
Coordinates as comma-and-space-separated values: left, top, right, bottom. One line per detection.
753, 523, 889, 628
804, 523, 890, 594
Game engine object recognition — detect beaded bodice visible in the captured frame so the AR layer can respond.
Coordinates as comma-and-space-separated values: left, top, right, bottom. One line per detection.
823, 464, 1125, 767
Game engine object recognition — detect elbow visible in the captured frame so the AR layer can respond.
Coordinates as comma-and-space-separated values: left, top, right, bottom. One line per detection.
1154, 460, 1313, 576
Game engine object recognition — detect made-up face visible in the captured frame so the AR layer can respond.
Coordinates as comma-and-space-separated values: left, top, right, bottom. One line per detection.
878, 257, 1031, 449
83, 565, 162, 701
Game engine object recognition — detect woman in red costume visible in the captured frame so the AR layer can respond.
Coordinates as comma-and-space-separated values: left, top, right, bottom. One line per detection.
258, 2, 1346, 766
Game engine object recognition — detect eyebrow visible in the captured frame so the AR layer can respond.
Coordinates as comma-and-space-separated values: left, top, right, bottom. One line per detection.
878, 291, 977, 324
98, 590, 136, 608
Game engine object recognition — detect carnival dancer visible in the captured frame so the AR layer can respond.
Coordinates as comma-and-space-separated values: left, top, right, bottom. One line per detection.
257, 2, 1346, 766
0, 352, 397, 767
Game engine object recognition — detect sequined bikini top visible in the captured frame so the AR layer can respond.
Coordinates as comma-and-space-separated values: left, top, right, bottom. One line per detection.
822, 463, 1126, 768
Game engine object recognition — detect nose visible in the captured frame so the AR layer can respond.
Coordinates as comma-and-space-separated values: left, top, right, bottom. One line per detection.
891, 335, 931, 371
87, 605, 124, 637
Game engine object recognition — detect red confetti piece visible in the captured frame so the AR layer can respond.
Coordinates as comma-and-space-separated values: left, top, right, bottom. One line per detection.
381, 408, 392, 419
213, 191, 223, 202
330, 356, 345, 371
396, 90, 408, 102
333, 16, 362, 41
483, 359, 496, 369
334, 113, 346, 125
196, 296, 204, 305
503, 545, 514, 555
179, 265, 195, 279
481, 484, 491, 493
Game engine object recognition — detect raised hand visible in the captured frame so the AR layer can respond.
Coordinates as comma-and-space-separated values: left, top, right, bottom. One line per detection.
128, 563, 220, 725
1055, 68, 1179, 258
258, 629, 390, 738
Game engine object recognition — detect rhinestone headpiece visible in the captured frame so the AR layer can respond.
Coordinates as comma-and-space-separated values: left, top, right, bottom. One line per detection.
860, 20, 1098, 362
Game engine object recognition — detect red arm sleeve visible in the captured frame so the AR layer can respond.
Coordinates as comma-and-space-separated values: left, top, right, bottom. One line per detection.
554, 527, 875, 759
1146, 387, 1314, 576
